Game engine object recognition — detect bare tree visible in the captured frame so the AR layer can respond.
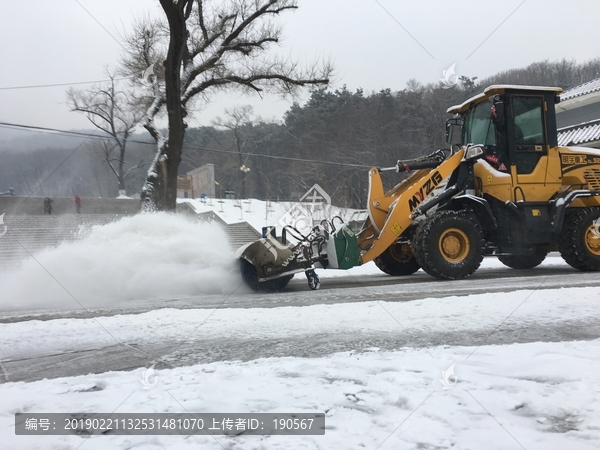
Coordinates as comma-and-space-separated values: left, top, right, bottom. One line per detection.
212, 105, 255, 198
121, 0, 332, 211
67, 71, 143, 195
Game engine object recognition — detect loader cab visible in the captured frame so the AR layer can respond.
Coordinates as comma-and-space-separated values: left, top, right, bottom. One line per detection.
448, 85, 563, 202
455, 87, 560, 172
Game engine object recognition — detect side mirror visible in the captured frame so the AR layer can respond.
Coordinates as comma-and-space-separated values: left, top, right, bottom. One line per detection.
445, 117, 463, 145
492, 96, 505, 125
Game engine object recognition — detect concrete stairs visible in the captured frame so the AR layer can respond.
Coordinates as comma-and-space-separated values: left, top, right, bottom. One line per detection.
0, 215, 126, 271
0, 196, 140, 216
225, 222, 262, 250
193, 211, 262, 250
0, 211, 261, 271
194, 210, 261, 250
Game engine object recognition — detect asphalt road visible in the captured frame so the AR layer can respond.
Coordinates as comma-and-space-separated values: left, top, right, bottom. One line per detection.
2, 263, 599, 323
2, 263, 600, 384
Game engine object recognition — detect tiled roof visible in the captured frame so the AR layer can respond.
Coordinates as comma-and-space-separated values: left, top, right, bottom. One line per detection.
560, 78, 600, 101
558, 119, 600, 146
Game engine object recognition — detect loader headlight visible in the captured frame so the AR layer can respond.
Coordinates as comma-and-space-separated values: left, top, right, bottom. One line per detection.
465, 144, 484, 160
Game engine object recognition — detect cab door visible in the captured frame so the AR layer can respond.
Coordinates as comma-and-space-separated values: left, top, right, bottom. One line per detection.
507, 94, 561, 201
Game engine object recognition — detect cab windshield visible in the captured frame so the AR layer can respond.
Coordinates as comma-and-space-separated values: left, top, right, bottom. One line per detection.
462, 101, 495, 148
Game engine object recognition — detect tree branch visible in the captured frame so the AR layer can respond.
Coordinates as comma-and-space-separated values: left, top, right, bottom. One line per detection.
196, 0, 209, 41
183, 71, 329, 104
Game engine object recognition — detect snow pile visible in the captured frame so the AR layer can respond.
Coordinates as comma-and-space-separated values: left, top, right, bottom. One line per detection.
0, 213, 239, 310
179, 197, 367, 234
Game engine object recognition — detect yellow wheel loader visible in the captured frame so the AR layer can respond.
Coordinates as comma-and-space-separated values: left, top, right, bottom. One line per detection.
237, 85, 600, 291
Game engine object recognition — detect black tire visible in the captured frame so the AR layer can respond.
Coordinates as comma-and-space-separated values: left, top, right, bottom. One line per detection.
239, 259, 293, 292
412, 210, 484, 280
557, 207, 600, 271
374, 242, 420, 276
498, 247, 548, 269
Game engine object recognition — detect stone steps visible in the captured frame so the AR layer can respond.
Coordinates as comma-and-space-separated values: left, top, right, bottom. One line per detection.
0, 215, 125, 271
0, 214, 260, 271
226, 222, 262, 250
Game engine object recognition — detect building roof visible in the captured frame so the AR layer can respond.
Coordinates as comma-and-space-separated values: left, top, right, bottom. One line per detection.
560, 78, 600, 101
557, 119, 600, 146
447, 85, 562, 114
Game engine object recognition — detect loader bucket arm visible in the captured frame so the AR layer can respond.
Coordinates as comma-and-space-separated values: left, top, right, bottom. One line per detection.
360, 149, 465, 263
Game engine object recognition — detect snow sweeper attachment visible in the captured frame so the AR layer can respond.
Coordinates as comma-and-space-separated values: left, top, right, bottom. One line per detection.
236, 218, 362, 292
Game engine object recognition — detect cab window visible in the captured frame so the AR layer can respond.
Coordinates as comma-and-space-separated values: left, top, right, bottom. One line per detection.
462, 101, 495, 148
462, 100, 508, 169
512, 96, 545, 146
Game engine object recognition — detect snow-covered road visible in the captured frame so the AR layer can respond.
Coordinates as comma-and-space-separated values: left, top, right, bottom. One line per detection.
2, 279, 600, 448
2, 216, 600, 449
2, 270, 600, 381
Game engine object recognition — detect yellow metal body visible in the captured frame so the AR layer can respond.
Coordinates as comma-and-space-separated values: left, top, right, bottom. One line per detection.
473, 146, 600, 207
359, 150, 465, 263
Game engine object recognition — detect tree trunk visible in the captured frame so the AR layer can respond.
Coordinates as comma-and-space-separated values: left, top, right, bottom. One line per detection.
118, 145, 126, 192
141, 0, 188, 211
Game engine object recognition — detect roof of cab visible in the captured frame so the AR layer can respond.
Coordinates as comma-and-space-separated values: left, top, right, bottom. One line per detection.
446, 85, 563, 115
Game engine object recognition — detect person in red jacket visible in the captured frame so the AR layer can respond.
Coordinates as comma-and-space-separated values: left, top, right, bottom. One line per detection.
73, 194, 82, 214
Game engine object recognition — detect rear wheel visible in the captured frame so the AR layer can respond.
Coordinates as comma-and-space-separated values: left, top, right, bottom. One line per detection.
412, 210, 484, 280
239, 259, 293, 292
557, 207, 600, 271
374, 242, 420, 276
498, 247, 548, 269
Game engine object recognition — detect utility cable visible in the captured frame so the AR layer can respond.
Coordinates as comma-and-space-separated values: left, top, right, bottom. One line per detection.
0, 121, 372, 169
0, 77, 133, 91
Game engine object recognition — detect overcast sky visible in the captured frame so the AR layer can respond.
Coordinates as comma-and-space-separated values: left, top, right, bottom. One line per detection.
1, 0, 599, 133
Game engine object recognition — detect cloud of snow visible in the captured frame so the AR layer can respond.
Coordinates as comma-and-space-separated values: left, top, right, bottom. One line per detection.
0, 213, 240, 311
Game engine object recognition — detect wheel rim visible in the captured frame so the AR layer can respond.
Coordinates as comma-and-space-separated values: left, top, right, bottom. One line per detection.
585, 224, 600, 256
389, 243, 413, 263
439, 228, 470, 262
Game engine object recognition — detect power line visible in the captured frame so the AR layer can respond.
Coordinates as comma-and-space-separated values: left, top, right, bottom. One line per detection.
187, 145, 370, 168
0, 1, 130, 91
0, 121, 372, 169
0, 76, 132, 91
0, 122, 119, 140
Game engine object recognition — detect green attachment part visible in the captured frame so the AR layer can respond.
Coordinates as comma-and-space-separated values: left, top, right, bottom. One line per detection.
332, 225, 362, 269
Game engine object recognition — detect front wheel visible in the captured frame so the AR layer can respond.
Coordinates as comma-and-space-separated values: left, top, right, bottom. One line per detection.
374, 242, 420, 276
239, 259, 293, 292
412, 210, 484, 280
557, 207, 600, 271
498, 247, 548, 269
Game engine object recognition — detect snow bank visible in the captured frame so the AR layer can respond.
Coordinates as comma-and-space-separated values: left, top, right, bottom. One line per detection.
1, 339, 599, 449
0, 213, 240, 310
2, 286, 598, 361
180, 197, 367, 234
